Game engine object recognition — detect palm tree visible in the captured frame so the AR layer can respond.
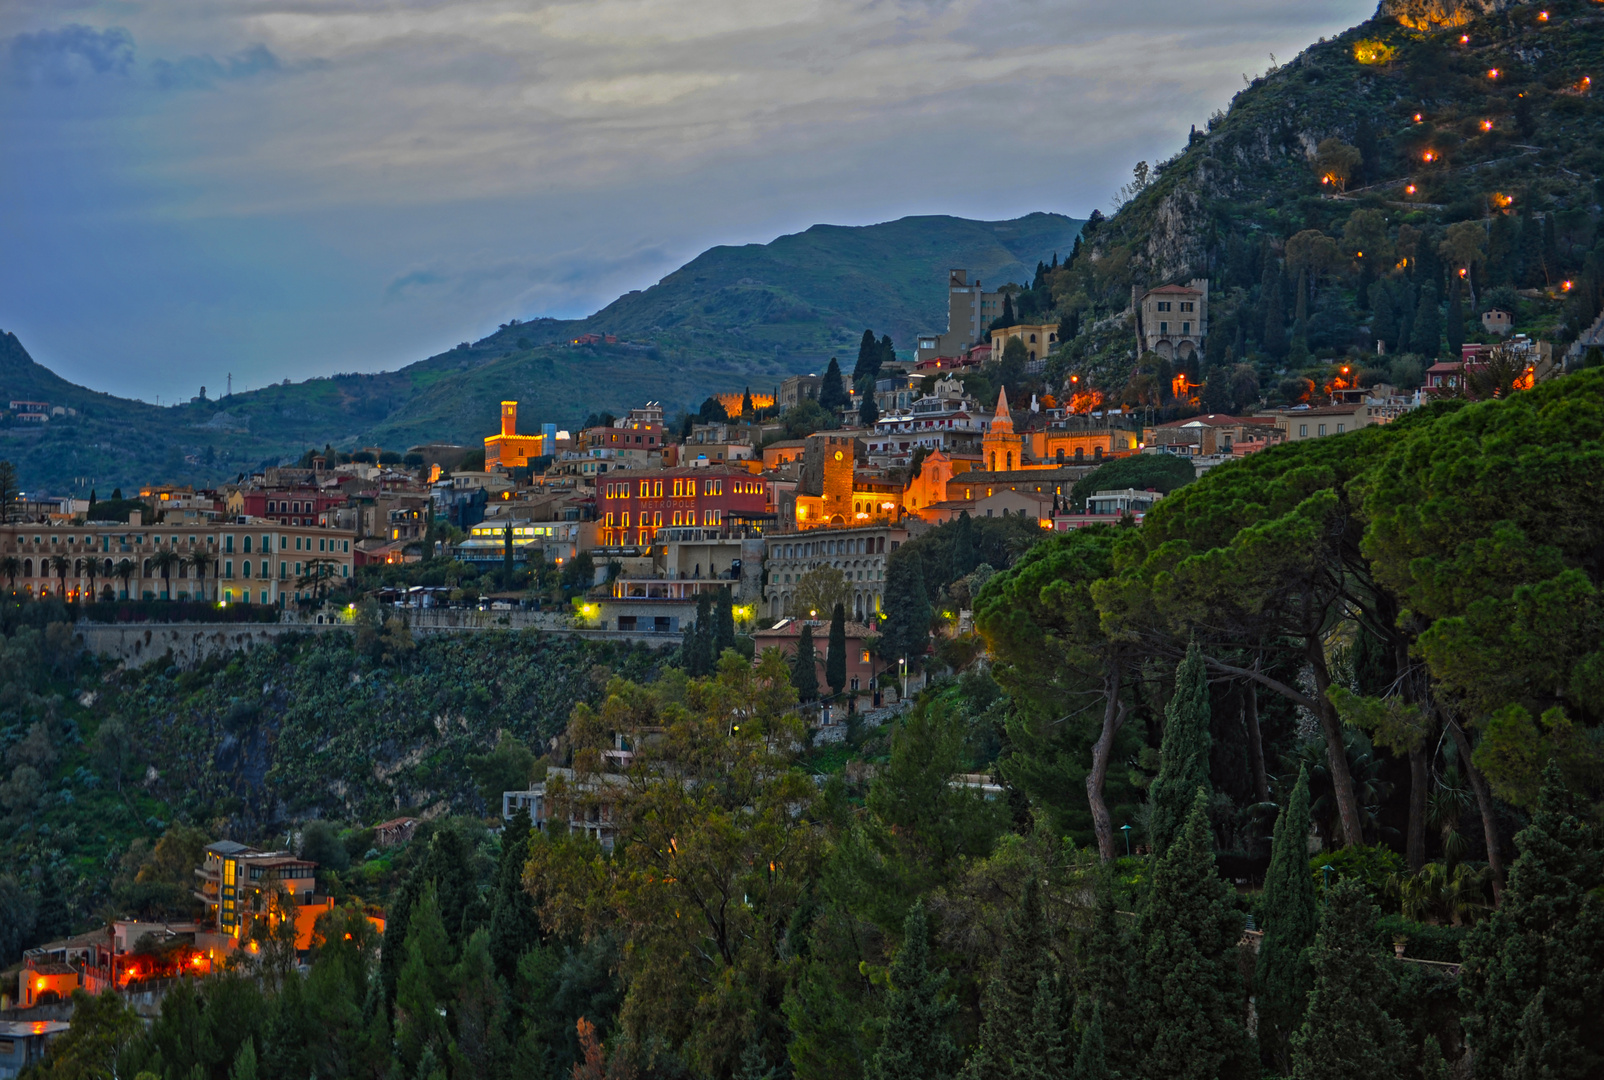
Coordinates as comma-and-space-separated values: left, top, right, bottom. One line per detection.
0, 555, 18, 592
188, 548, 216, 602
114, 559, 136, 600
49, 554, 70, 600
151, 549, 180, 600
83, 554, 100, 602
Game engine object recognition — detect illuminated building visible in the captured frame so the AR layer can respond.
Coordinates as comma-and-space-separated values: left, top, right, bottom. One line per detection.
484, 401, 558, 469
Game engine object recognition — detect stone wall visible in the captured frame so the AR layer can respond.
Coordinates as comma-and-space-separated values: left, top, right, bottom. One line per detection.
74, 622, 334, 669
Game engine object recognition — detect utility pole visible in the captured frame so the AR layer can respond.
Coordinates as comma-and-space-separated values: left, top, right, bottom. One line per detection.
227, 373, 232, 397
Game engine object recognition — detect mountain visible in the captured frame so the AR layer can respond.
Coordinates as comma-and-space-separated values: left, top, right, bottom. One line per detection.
1053, 0, 1604, 394
0, 212, 1080, 494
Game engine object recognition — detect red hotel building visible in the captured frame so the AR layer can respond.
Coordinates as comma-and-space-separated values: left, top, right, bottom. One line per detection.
597, 467, 770, 546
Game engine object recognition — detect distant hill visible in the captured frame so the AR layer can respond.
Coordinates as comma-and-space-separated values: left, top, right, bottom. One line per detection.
1055, 0, 1604, 393
0, 212, 1081, 493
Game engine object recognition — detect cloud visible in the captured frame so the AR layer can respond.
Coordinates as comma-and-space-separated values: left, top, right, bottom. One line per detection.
150, 43, 286, 91
8, 23, 135, 87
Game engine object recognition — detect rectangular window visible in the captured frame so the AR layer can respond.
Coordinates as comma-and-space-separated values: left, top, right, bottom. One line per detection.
343, 540, 350, 552
1299, 424, 1308, 437
1336, 423, 1345, 434
1182, 322, 1190, 335
281, 562, 288, 579
1159, 321, 1168, 335
1318, 424, 1327, 436
622, 513, 630, 527
225, 560, 234, 578
262, 535, 270, 552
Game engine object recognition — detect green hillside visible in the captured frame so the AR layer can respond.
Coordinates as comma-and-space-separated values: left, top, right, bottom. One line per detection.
1051, 0, 1604, 399
0, 213, 1080, 494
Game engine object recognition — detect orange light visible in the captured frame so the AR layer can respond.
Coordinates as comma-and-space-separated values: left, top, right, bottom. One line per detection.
1540, 9, 1549, 18
1493, 192, 1514, 209
1481, 119, 1493, 131
35, 978, 46, 991
1413, 112, 1423, 122
1460, 34, 1469, 43
192, 955, 203, 967
1563, 280, 1574, 291
1321, 175, 1331, 185
1070, 374, 1079, 383
1405, 184, 1417, 194
1355, 251, 1363, 258
1459, 268, 1468, 278
1423, 151, 1436, 162
1341, 366, 1351, 375
1488, 68, 1500, 79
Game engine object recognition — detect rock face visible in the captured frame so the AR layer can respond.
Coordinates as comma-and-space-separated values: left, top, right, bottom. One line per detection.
1378, 0, 1526, 31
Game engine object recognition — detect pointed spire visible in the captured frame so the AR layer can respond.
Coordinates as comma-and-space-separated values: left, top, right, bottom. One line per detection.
994, 386, 1011, 419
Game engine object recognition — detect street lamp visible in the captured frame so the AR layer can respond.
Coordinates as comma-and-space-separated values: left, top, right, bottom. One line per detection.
1321, 863, 1335, 889
1120, 824, 1132, 857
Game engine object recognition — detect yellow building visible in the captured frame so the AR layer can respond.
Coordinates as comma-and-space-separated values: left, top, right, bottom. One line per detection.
485, 402, 550, 469
990, 323, 1059, 364
981, 389, 1137, 472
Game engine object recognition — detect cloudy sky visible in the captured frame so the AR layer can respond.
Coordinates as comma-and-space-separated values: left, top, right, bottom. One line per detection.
1, 0, 1375, 402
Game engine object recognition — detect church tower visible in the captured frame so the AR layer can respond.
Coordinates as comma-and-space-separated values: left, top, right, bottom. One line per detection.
982, 387, 1021, 473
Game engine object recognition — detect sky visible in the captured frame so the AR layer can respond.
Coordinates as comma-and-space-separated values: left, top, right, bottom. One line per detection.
0, 0, 1376, 403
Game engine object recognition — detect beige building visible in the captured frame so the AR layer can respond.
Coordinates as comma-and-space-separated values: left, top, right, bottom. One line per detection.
762, 524, 910, 623
990, 323, 1060, 365
916, 269, 1006, 362
1273, 403, 1377, 442
1136, 280, 1209, 361
0, 514, 356, 604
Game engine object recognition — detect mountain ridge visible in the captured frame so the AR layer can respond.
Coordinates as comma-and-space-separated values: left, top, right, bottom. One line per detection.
0, 211, 1081, 492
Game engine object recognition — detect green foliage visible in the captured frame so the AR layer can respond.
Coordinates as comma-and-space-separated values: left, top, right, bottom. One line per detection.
1288, 879, 1406, 1080
820, 357, 850, 413
1131, 790, 1252, 1080
792, 622, 820, 702
868, 900, 958, 1080
1146, 645, 1211, 856
963, 879, 1054, 1079
1256, 768, 1319, 1070
1069, 454, 1194, 511
465, 732, 537, 813
1460, 766, 1604, 1079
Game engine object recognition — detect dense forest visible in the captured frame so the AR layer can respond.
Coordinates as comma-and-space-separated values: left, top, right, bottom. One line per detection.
5, 369, 1601, 1080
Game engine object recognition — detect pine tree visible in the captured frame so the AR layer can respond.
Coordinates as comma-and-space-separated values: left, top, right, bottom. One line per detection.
791, 623, 819, 702
1288, 879, 1405, 1080
819, 357, 850, 412
869, 900, 959, 1080
1071, 1001, 1114, 1080
1132, 789, 1252, 1080
453, 929, 509, 1079
1460, 764, 1604, 1079
826, 603, 848, 699
1255, 767, 1319, 1070
964, 879, 1053, 1079
488, 807, 541, 983
1147, 644, 1212, 856
1075, 875, 1133, 1073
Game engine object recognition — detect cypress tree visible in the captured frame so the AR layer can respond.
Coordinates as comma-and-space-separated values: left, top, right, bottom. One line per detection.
879, 334, 896, 369
1014, 975, 1070, 1080
1255, 768, 1320, 1071
1132, 789, 1252, 1080
1147, 644, 1212, 856
826, 602, 848, 699
964, 879, 1053, 1079
1262, 263, 1287, 358
1075, 875, 1134, 1074
1287, 879, 1405, 1080
715, 587, 736, 658
502, 521, 513, 579
1446, 276, 1465, 358
395, 883, 454, 1075
488, 807, 541, 984
1000, 293, 1016, 327
791, 622, 819, 702
859, 387, 880, 426
855, 329, 880, 382
819, 357, 850, 412
868, 900, 959, 1080
1460, 764, 1604, 1079
230, 1039, 258, 1080
1070, 1001, 1113, 1080
883, 550, 932, 673
950, 512, 977, 580
741, 386, 755, 419
1411, 285, 1442, 357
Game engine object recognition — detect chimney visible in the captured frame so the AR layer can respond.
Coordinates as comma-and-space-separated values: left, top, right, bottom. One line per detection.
129, 510, 142, 527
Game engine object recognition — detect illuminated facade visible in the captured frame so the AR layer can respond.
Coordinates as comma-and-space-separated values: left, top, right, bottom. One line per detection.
484, 401, 555, 469
596, 467, 770, 547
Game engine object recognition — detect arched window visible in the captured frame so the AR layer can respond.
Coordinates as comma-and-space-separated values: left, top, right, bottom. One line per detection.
142, 559, 152, 575
1006, 451, 1014, 469
23, 558, 32, 578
